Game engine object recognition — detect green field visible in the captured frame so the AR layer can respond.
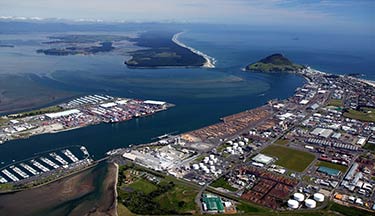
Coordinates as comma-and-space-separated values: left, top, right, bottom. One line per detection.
128, 178, 158, 194
154, 180, 198, 213
325, 201, 373, 216
343, 108, 375, 122
117, 165, 198, 215
117, 203, 135, 216
327, 99, 343, 107
316, 161, 348, 173
0, 183, 14, 191
210, 176, 237, 191
10, 105, 64, 118
261, 145, 315, 172
236, 201, 265, 214
364, 143, 375, 151
274, 138, 289, 145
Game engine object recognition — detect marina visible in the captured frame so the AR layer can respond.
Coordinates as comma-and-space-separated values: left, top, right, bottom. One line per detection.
0, 146, 92, 183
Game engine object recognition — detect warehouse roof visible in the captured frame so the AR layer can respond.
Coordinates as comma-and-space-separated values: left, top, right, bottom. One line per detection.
45, 109, 80, 119
252, 154, 274, 165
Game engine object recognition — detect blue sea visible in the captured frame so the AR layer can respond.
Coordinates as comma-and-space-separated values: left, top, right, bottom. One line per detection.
0, 24, 374, 165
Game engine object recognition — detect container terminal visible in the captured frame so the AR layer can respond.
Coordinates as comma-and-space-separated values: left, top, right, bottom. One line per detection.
0, 95, 173, 144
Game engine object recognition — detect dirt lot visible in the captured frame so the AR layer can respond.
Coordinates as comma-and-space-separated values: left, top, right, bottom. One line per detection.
0, 161, 117, 216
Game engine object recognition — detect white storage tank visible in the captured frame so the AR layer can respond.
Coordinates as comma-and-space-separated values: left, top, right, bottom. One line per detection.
192, 164, 199, 170
233, 142, 239, 147
305, 199, 316, 208
287, 199, 299, 209
199, 163, 204, 168
293, 193, 305, 202
209, 160, 214, 165
204, 157, 209, 163
313, 193, 324, 202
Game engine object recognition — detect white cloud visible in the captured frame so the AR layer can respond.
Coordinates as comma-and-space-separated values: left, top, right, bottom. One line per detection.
0, 0, 372, 32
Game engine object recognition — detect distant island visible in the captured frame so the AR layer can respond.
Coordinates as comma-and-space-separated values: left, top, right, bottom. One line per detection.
125, 31, 214, 68
245, 53, 305, 72
37, 41, 114, 56
0, 44, 14, 48
36, 35, 129, 56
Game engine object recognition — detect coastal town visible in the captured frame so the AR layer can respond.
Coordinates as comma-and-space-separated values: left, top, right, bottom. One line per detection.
108, 67, 375, 214
0, 66, 374, 215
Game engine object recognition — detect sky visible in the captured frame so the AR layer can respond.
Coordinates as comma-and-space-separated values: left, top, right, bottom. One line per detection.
0, 0, 374, 34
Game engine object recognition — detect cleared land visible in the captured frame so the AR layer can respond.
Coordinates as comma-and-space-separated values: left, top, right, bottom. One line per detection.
0, 162, 117, 216
261, 145, 315, 172
316, 161, 348, 173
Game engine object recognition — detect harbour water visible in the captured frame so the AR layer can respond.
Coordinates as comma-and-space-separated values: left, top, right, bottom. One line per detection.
0, 25, 374, 165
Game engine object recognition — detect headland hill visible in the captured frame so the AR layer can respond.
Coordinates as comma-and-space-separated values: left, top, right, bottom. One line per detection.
125, 31, 215, 68
245, 53, 306, 73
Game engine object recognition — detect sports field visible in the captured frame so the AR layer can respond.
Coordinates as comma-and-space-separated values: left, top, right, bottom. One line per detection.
316, 161, 348, 173
261, 145, 315, 172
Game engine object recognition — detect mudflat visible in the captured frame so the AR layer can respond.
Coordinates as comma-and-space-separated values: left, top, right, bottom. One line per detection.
0, 162, 117, 216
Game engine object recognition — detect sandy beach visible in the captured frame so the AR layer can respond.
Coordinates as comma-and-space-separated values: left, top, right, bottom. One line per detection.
172, 32, 216, 68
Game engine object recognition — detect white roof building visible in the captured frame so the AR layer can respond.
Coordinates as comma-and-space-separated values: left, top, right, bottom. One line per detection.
45, 109, 80, 119
100, 102, 117, 108
252, 154, 274, 165
311, 128, 334, 138
143, 100, 166, 106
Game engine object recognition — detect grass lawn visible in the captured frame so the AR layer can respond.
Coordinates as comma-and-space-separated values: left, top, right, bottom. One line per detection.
316, 161, 348, 173
343, 108, 375, 122
128, 178, 158, 194
10, 105, 64, 118
364, 143, 375, 151
261, 145, 315, 172
210, 176, 237, 191
274, 138, 289, 145
0, 183, 14, 191
117, 203, 135, 216
117, 164, 198, 215
154, 180, 198, 214
327, 99, 343, 107
325, 201, 373, 216
236, 201, 265, 213
217, 143, 230, 152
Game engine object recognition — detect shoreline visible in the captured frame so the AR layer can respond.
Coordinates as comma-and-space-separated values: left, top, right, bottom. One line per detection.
172, 31, 216, 68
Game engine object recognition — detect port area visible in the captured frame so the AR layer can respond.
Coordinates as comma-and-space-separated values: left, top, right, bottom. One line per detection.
108, 67, 375, 214
0, 95, 173, 144
0, 145, 94, 190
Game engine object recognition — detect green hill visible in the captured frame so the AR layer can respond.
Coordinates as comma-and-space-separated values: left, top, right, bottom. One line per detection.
245, 53, 305, 72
